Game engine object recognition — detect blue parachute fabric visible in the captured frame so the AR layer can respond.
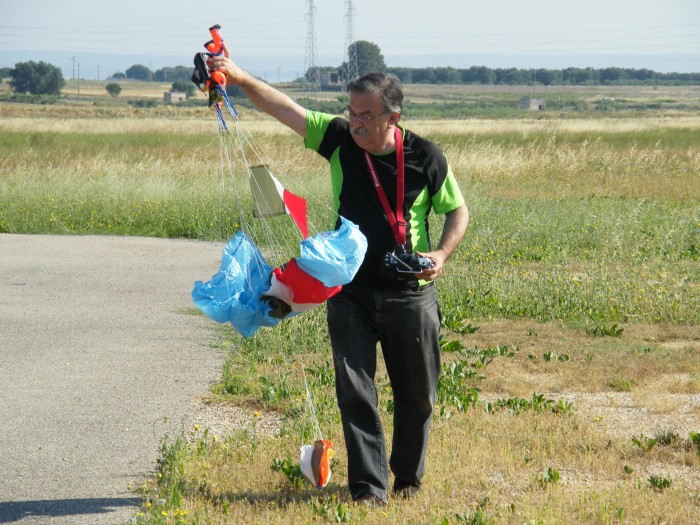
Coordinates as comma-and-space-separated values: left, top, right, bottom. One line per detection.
296, 216, 368, 287
192, 218, 367, 338
192, 231, 283, 338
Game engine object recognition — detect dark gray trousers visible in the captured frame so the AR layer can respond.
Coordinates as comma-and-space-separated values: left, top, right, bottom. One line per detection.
326, 282, 441, 502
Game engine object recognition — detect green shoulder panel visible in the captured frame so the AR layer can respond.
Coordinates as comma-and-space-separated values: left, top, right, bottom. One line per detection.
303, 110, 335, 152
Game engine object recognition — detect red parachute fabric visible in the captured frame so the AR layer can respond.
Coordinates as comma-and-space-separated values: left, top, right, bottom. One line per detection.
282, 189, 308, 239
273, 259, 341, 305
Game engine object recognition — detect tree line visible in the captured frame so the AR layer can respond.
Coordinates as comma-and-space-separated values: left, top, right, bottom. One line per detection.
132, 60, 700, 88
2, 39, 699, 98
385, 66, 700, 86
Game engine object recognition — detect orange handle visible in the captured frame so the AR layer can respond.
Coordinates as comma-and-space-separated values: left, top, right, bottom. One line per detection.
206, 24, 224, 55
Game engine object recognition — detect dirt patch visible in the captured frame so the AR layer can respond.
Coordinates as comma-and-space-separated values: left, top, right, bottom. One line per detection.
555, 391, 699, 442
191, 401, 283, 439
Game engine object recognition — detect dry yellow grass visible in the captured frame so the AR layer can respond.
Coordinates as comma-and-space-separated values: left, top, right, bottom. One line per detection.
171, 318, 699, 525
410, 115, 700, 135
62, 79, 172, 98
0, 106, 290, 134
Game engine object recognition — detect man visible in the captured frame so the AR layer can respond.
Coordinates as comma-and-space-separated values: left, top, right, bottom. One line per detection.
210, 47, 469, 506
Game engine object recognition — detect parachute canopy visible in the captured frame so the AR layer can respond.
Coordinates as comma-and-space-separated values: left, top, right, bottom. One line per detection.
192, 217, 367, 338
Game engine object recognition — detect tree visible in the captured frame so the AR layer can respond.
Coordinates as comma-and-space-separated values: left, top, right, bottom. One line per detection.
412, 67, 437, 84
125, 64, 152, 81
105, 82, 122, 97
354, 41, 386, 76
155, 66, 193, 83
495, 68, 530, 85
600, 67, 628, 85
532, 68, 561, 86
9, 61, 65, 95
562, 67, 597, 85
463, 66, 495, 85
434, 67, 461, 84
170, 80, 195, 98
387, 67, 413, 83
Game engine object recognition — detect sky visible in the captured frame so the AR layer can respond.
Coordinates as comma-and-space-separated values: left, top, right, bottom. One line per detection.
1, 0, 699, 81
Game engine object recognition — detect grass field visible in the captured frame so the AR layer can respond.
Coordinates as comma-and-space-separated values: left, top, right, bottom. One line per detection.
1, 87, 699, 524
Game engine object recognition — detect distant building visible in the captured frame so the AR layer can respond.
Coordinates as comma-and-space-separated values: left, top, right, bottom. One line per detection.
319, 70, 341, 88
163, 91, 187, 104
519, 97, 547, 111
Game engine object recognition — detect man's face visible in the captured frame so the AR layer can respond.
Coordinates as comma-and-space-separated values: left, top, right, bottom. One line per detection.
346, 91, 395, 153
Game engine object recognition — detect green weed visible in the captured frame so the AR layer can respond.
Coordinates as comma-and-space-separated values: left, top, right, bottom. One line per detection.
655, 429, 680, 446
440, 335, 463, 353
689, 431, 700, 455
462, 345, 516, 368
586, 324, 624, 337
436, 360, 483, 413
648, 475, 672, 491
485, 392, 573, 416
542, 351, 570, 362
631, 434, 658, 452
213, 360, 253, 396
270, 456, 305, 489
260, 373, 297, 406
305, 360, 335, 388
309, 496, 350, 523
609, 377, 634, 392
442, 311, 480, 334
537, 466, 561, 487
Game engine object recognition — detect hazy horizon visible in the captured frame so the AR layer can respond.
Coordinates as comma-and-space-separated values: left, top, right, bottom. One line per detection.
2, 0, 698, 82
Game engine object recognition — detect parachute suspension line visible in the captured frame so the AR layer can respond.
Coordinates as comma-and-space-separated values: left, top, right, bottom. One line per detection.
215, 88, 339, 248
214, 86, 341, 271
217, 131, 227, 241
301, 363, 324, 442
212, 94, 298, 282
214, 105, 228, 132
217, 89, 300, 261
235, 124, 335, 225
226, 121, 305, 264
215, 86, 239, 130
230, 122, 294, 264
218, 124, 277, 285
211, 96, 272, 285
221, 88, 239, 120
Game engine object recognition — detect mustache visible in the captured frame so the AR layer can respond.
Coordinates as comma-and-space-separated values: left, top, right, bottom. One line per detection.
350, 127, 369, 138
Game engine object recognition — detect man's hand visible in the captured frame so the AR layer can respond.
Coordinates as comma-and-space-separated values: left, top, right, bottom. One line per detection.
414, 251, 446, 281
206, 43, 308, 137
415, 204, 469, 282
207, 43, 247, 86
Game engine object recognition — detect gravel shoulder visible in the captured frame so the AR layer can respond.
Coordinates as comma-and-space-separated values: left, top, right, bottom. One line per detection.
0, 234, 226, 524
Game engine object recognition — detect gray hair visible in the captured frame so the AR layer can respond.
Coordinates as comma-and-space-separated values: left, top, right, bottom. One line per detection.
347, 73, 403, 115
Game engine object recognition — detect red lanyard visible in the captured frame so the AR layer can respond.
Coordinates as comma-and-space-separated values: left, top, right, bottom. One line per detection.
363, 126, 406, 246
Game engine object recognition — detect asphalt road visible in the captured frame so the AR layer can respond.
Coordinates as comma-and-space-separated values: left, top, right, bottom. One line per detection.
0, 234, 226, 525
